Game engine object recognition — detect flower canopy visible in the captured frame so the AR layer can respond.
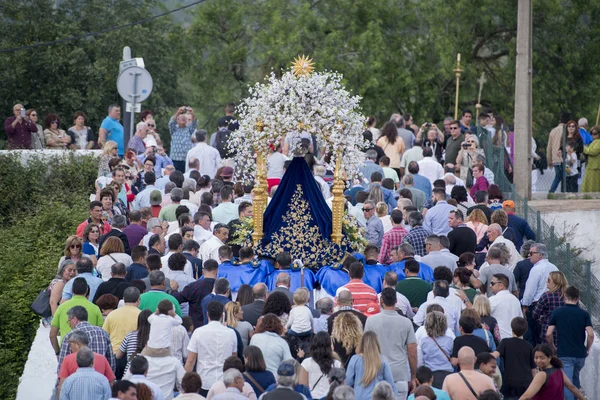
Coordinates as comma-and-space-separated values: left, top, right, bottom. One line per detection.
229, 59, 367, 182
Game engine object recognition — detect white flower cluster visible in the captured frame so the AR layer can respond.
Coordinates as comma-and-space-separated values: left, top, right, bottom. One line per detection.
229, 69, 368, 182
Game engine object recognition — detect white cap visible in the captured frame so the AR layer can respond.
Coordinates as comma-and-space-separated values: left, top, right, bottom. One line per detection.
144, 136, 158, 148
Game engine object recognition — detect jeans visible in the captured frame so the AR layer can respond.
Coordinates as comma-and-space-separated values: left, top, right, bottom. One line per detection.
561, 356, 586, 400
549, 164, 564, 193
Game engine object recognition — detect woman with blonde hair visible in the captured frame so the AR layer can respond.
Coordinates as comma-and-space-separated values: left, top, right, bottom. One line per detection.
96, 236, 133, 280
375, 202, 392, 232
466, 208, 489, 243
98, 140, 119, 177
367, 185, 384, 206
346, 331, 397, 400
331, 312, 363, 367
472, 295, 501, 345
57, 235, 86, 271
376, 121, 405, 176
224, 301, 253, 347
417, 310, 454, 388
532, 271, 568, 346
456, 135, 484, 181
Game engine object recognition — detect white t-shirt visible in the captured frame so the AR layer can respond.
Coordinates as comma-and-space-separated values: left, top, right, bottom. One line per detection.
286, 305, 314, 334
301, 358, 342, 399
97, 252, 133, 281
148, 313, 183, 349
267, 152, 289, 178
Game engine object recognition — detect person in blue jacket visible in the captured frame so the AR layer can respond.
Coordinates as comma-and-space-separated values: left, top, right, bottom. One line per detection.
218, 246, 272, 299
355, 246, 388, 293
315, 255, 356, 297
387, 243, 434, 283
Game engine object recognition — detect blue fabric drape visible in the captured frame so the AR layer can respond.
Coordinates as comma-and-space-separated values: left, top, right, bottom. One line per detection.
256, 156, 346, 268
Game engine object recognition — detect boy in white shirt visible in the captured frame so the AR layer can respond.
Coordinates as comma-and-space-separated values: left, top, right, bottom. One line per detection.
286, 288, 314, 338
147, 299, 183, 351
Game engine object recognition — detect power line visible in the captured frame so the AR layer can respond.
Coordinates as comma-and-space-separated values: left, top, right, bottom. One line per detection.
0, 0, 206, 54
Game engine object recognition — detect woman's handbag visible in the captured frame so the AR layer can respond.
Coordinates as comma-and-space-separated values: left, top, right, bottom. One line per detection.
31, 289, 52, 318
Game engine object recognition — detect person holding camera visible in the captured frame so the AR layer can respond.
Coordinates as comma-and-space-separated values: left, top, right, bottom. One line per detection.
4, 103, 39, 149
416, 123, 445, 163
456, 136, 484, 182
169, 105, 198, 172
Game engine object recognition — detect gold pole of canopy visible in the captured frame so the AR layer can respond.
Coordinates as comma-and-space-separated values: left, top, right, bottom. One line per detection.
454, 53, 463, 120
330, 155, 344, 245
252, 121, 267, 245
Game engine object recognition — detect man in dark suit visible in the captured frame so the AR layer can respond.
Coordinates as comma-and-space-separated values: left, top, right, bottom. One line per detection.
98, 214, 131, 255
242, 282, 268, 327
327, 290, 367, 334
182, 240, 202, 279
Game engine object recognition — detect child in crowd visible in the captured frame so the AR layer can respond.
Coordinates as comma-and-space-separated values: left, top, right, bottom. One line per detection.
286, 287, 314, 337
182, 315, 194, 338
378, 156, 400, 189
565, 142, 579, 192
147, 299, 183, 354
492, 317, 536, 399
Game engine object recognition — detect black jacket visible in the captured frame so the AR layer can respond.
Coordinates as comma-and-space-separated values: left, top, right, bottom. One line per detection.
99, 229, 131, 255
242, 300, 265, 327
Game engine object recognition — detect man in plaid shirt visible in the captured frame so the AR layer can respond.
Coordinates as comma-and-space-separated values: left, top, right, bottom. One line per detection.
57, 306, 115, 374
403, 211, 431, 257
378, 210, 409, 264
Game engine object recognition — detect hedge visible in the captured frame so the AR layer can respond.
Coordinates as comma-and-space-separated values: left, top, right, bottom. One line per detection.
0, 153, 98, 399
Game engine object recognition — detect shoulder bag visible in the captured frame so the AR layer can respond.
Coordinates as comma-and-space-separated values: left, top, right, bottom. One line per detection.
458, 372, 479, 398
31, 289, 52, 318
429, 335, 452, 363
243, 372, 265, 395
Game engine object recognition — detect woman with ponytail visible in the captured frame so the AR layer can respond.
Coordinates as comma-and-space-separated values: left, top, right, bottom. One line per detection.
519, 344, 585, 400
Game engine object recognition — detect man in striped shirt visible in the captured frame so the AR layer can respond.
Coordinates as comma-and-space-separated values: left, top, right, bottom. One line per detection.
335, 262, 380, 316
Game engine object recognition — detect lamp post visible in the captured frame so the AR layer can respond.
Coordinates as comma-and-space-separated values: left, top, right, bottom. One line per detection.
454, 53, 463, 120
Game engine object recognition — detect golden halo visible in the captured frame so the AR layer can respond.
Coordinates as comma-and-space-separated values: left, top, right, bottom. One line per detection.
292, 55, 315, 77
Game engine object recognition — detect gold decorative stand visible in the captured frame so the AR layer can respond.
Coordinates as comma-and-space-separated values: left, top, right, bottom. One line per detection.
330, 156, 344, 245
454, 53, 463, 120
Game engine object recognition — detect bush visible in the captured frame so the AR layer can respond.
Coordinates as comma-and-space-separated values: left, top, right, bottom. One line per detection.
0, 153, 98, 399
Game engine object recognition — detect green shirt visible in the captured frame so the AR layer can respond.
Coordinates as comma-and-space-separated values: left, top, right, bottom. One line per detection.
158, 204, 178, 222
444, 133, 464, 165
139, 290, 182, 317
396, 277, 432, 309
382, 167, 400, 185
52, 295, 104, 341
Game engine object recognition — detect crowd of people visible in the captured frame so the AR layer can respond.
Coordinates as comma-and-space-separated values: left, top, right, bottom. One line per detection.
20, 103, 595, 400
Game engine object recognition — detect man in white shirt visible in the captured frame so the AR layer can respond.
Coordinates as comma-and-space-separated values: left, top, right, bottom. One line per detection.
185, 130, 221, 179
193, 211, 213, 246
183, 157, 200, 180
521, 243, 558, 309
126, 356, 166, 400
489, 273, 523, 339
199, 224, 229, 266
267, 145, 289, 178
185, 301, 237, 396
155, 165, 175, 191
417, 147, 444, 184
485, 223, 523, 270
425, 266, 465, 319
378, 271, 414, 318
212, 186, 239, 224
414, 281, 460, 335
133, 172, 158, 210
124, 353, 184, 400
161, 234, 193, 276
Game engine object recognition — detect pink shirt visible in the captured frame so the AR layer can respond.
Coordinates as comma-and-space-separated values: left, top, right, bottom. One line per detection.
58, 352, 115, 382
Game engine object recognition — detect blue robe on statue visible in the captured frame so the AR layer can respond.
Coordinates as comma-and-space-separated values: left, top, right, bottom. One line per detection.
255, 156, 347, 269
353, 253, 389, 293
267, 267, 316, 292
315, 264, 350, 297
217, 260, 272, 292
388, 259, 434, 283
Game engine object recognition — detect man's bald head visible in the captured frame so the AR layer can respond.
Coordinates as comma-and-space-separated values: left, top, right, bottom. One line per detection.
487, 223, 502, 242
276, 272, 291, 287
337, 289, 353, 306
252, 283, 267, 300
458, 346, 476, 369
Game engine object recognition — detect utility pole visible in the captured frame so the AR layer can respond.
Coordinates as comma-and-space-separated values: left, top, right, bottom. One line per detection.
514, 0, 533, 200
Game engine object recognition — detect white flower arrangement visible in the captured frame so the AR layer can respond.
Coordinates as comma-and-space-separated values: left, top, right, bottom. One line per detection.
229, 65, 368, 182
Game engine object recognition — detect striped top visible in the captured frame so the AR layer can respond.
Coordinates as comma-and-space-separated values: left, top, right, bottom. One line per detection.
119, 330, 139, 373
336, 279, 380, 316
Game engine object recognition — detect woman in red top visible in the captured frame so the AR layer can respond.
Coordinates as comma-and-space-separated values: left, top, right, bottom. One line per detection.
520, 344, 585, 400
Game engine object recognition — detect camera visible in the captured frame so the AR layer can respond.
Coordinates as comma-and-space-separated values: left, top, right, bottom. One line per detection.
462, 142, 470, 149
425, 123, 432, 128
20, 108, 25, 118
